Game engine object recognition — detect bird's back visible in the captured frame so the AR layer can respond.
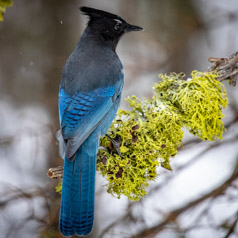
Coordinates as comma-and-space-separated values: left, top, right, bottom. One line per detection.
60, 28, 123, 96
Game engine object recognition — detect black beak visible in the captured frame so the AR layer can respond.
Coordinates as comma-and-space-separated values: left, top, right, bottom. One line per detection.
125, 23, 143, 32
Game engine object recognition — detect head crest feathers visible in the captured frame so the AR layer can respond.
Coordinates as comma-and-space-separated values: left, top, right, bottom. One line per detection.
80, 6, 124, 22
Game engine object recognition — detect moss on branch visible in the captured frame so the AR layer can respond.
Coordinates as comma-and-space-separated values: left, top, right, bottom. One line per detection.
97, 71, 227, 201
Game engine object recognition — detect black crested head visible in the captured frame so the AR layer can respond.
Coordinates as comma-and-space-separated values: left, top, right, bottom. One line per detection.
79, 6, 143, 51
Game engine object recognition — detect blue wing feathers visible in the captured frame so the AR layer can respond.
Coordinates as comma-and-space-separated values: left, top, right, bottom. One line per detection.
59, 82, 123, 158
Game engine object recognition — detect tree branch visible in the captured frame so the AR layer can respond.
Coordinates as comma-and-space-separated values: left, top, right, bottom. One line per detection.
47, 166, 63, 179
48, 51, 238, 180
208, 51, 238, 85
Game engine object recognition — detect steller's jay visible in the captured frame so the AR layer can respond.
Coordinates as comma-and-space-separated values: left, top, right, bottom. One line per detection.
58, 6, 143, 236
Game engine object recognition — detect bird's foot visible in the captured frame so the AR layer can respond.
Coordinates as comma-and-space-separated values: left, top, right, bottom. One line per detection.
106, 134, 122, 156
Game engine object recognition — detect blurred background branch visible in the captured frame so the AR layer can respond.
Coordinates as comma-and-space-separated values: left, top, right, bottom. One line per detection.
131, 163, 238, 238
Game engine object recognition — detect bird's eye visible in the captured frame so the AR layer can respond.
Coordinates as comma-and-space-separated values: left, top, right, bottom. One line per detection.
114, 23, 121, 31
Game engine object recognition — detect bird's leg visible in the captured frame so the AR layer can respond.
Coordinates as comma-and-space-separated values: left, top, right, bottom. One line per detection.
106, 134, 122, 157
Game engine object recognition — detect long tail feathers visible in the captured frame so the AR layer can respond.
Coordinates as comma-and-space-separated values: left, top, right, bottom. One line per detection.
60, 137, 97, 236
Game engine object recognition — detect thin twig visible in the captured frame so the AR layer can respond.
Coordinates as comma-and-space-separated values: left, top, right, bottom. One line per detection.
224, 212, 238, 238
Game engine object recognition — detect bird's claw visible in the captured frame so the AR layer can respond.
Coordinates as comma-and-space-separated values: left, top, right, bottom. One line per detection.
106, 134, 122, 157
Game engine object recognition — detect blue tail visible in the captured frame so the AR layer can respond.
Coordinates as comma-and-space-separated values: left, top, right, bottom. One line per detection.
60, 134, 97, 236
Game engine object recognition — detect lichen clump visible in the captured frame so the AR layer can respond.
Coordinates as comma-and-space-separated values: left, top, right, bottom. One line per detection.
97, 71, 228, 201
154, 71, 228, 140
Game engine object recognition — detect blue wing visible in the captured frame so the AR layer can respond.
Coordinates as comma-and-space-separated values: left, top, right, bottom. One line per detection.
59, 79, 123, 158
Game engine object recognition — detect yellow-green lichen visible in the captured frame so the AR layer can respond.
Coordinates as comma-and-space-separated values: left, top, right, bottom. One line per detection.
55, 180, 62, 194
0, 0, 12, 21
98, 99, 183, 201
154, 71, 228, 140
97, 71, 228, 201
